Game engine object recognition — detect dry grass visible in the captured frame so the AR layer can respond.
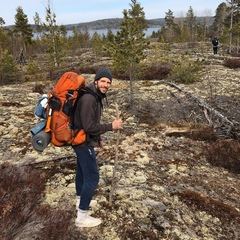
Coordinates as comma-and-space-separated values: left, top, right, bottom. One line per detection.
0, 163, 73, 240
206, 139, 240, 174
172, 190, 240, 223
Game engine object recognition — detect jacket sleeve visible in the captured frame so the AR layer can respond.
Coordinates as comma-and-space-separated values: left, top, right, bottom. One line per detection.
79, 94, 112, 135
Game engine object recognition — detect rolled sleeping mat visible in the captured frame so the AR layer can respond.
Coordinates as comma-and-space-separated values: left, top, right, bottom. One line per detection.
32, 130, 51, 152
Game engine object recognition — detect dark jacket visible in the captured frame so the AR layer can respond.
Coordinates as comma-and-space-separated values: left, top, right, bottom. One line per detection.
212, 38, 219, 47
73, 82, 112, 147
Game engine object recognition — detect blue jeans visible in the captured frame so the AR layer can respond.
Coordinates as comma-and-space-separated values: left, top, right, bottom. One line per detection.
73, 146, 99, 210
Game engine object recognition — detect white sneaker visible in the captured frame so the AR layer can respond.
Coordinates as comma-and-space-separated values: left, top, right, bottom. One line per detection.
75, 214, 102, 228
76, 198, 97, 210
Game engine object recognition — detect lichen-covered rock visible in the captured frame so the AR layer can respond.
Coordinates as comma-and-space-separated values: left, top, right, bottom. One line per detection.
1, 52, 240, 239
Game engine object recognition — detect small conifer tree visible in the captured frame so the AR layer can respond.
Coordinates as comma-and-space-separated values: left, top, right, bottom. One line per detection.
108, 0, 150, 107
42, 1, 67, 69
14, 6, 33, 53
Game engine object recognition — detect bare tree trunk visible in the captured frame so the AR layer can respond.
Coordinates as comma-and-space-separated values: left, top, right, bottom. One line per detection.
229, 4, 233, 53
129, 71, 134, 108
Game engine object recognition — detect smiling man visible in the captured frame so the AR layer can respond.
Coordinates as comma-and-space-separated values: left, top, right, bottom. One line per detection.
72, 67, 122, 228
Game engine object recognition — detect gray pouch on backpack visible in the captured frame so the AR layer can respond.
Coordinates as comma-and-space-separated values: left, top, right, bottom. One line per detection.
30, 120, 46, 136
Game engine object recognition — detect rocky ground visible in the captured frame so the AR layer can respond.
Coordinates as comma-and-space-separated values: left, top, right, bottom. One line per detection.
0, 46, 240, 239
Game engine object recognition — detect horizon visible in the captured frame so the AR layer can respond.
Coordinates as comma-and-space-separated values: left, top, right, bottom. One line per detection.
4, 16, 214, 28
1, 0, 224, 26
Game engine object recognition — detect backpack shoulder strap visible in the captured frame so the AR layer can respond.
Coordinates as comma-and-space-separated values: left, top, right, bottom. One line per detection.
84, 87, 101, 103
71, 87, 101, 129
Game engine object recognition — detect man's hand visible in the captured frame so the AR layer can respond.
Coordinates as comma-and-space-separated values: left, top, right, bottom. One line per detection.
99, 140, 104, 148
112, 119, 122, 130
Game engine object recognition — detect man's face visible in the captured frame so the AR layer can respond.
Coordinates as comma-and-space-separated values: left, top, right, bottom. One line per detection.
95, 77, 111, 94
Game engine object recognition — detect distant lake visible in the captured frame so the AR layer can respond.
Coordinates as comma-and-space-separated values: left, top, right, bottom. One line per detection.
34, 27, 160, 39
85, 27, 160, 37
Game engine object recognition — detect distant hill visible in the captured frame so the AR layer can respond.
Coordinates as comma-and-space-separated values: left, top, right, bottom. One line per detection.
4, 18, 164, 31
64, 18, 165, 31
64, 17, 213, 30
5, 17, 214, 31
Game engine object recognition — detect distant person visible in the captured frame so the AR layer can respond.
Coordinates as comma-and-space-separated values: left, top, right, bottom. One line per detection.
212, 37, 219, 55
19, 49, 26, 65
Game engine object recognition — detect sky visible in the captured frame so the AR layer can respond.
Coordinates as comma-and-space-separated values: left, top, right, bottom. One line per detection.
0, 0, 225, 26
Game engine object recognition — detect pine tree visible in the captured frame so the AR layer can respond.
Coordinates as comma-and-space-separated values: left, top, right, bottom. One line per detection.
185, 6, 197, 42
14, 6, 33, 52
42, 1, 67, 69
33, 12, 43, 38
0, 50, 19, 85
0, 27, 11, 53
164, 9, 180, 42
225, 0, 240, 53
108, 0, 149, 107
0, 17, 5, 26
106, 29, 115, 43
91, 32, 103, 60
212, 3, 227, 37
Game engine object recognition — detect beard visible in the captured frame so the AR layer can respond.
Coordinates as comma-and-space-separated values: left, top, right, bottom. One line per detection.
96, 85, 107, 98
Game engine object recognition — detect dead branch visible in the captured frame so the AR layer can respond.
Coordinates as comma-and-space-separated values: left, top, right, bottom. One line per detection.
20, 155, 75, 168
166, 81, 235, 127
203, 108, 213, 127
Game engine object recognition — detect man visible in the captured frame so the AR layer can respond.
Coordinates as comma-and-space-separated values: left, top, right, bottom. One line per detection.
212, 37, 219, 55
72, 67, 122, 228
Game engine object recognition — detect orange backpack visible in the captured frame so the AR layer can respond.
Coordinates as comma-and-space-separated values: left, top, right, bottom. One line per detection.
45, 72, 86, 147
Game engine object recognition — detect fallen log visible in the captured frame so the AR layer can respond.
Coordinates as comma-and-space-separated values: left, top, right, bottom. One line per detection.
166, 81, 239, 139
166, 81, 234, 126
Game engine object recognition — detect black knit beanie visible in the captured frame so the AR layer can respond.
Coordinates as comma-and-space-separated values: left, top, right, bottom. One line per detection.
94, 67, 112, 83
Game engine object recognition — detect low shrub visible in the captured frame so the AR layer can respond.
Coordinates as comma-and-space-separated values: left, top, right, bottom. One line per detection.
0, 163, 73, 239
223, 58, 240, 69
169, 59, 202, 84
141, 64, 171, 80
205, 139, 240, 174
